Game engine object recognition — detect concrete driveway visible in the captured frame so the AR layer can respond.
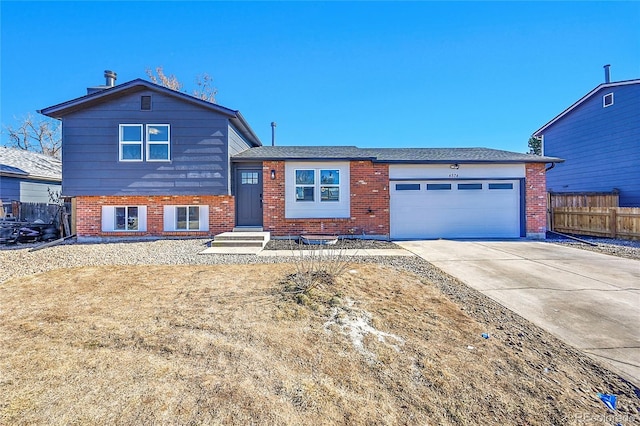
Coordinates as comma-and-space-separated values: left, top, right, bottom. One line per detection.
396, 240, 640, 386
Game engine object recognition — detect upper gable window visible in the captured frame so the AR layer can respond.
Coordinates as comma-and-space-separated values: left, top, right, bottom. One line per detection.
119, 124, 170, 162
603, 92, 614, 108
119, 124, 143, 161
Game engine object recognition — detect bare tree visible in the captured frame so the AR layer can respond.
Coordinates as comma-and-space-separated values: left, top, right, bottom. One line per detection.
145, 66, 183, 92
2, 67, 217, 159
146, 66, 217, 103
3, 114, 62, 158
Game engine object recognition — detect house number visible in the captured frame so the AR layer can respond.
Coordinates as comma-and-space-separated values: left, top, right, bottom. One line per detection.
448, 173, 459, 178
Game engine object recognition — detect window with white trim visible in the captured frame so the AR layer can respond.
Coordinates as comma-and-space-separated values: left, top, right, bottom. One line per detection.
295, 169, 341, 202
295, 169, 315, 201
119, 124, 170, 162
147, 124, 170, 161
119, 124, 143, 161
286, 162, 350, 219
320, 169, 340, 201
603, 92, 614, 108
163, 205, 209, 232
101, 206, 147, 232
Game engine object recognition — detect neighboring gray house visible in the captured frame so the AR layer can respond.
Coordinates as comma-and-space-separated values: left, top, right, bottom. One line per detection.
0, 147, 62, 216
533, 67, 640, 206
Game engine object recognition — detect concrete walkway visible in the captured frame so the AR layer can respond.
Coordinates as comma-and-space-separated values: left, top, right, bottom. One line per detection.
397, 240, 640, 386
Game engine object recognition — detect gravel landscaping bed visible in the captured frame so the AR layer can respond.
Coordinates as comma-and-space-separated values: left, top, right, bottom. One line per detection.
546, 233, 640, 260
264, 237, 400, 251
1, 235, 638, 284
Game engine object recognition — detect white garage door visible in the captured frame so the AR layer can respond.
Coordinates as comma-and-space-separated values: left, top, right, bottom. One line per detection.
390, 180, 522, 239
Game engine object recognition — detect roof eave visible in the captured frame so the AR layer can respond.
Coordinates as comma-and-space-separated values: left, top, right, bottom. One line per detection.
232, 156, 375, 162
0, 171, 61, 181
373, 158, 564, 164
230, 112, 262, 147
39, 79, 239, 119
533, 79, 640, 136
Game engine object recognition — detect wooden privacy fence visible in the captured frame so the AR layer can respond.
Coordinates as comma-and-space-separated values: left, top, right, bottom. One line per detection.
552, 207, 640, 240
548, 191, 619, 208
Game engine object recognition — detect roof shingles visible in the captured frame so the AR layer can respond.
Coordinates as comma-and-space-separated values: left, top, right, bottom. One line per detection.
232, 146, 562, 163
0, 147, 62, 180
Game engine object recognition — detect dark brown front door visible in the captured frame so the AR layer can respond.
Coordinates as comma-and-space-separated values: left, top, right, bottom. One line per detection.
236, 169, 263, 226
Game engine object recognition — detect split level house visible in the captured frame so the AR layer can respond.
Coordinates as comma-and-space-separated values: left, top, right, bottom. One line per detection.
534, 65, 640, 207
40, 72, 562, 241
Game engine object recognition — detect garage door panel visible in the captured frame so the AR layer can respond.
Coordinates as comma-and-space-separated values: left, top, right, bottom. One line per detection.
390, 180, 521, 239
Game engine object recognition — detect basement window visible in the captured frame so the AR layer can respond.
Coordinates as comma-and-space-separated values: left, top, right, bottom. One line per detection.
176, 206, 200, 230
101, 206, 147, 232
163, 205, 209, 232
141, 95, 152, 111
603, 93, 614, 108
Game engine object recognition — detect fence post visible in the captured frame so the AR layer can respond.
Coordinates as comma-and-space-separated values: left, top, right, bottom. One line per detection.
609, 208, 617, 238
11, 201, 20, 220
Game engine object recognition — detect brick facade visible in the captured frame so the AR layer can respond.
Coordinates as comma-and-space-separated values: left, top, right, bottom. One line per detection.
262, 160, 390, 238
76, 195, 235, 239
525, 162, 548, 238
75, 162, 549, 240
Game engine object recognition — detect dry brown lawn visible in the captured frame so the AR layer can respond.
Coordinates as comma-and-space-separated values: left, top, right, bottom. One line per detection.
0, 263, 637, 425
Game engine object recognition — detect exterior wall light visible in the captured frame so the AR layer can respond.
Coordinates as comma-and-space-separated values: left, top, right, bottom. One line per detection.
450, 164, 460, 170
270, 169, 276, 180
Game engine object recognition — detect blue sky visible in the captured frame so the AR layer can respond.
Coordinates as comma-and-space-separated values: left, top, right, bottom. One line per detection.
1, 1, 639, 152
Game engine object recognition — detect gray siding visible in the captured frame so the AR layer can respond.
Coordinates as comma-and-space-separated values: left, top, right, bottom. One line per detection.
0, 176, 20, 205
20, 181, 61, 203
61, 89, 232, 196
1, 176, 60, 213
228, 124, 253, 157
543, 84, 640, 206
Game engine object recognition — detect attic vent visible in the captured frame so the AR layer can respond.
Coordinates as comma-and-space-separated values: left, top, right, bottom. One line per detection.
603, 92, 614, 108
141, 95, 152, 111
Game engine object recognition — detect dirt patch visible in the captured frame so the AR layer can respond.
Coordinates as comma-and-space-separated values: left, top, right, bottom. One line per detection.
1, 263, 638, 425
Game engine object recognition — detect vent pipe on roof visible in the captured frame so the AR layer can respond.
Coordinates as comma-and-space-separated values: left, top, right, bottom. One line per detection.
271, 121, 277, 146
603, 64, 611, 84
104, 70, 117, 87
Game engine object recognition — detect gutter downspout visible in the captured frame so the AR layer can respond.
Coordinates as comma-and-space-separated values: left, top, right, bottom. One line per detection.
545, 162, 555, 172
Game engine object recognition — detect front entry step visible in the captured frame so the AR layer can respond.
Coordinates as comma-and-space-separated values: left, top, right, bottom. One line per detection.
205, 231, 271, 253
232, 226, 264, 232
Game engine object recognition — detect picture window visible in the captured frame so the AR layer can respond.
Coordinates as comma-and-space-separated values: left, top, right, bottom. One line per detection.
295, 169, 340, 202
